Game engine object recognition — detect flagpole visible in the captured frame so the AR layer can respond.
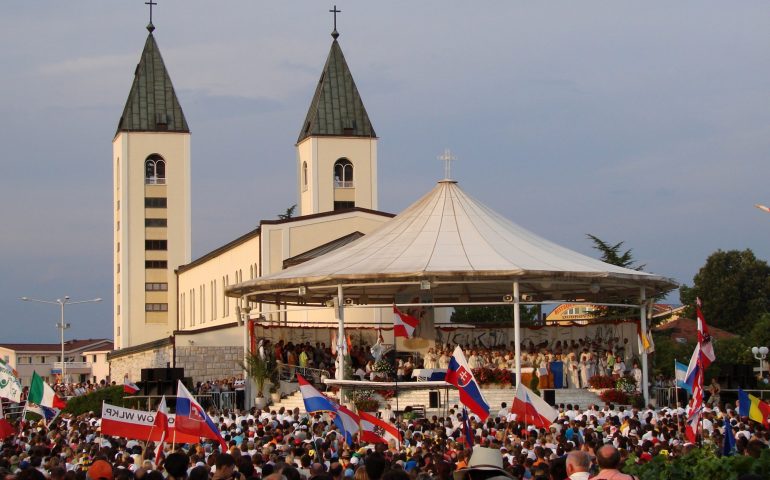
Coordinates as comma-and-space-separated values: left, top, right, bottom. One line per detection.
393, 304, 399, 415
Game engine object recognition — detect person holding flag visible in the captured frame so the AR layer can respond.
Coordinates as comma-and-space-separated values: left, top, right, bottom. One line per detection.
445, 345, 490, 421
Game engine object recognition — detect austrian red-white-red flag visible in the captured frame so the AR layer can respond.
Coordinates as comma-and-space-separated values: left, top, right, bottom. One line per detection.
696, 298, 715, 368
393, 306, 419, 338
358, 410, 401, 447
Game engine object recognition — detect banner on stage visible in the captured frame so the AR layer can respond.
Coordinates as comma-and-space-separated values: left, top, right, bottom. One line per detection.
100, 403, 200, 443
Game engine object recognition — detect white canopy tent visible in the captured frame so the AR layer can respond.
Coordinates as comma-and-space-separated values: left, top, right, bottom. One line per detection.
228, 180, 676, 403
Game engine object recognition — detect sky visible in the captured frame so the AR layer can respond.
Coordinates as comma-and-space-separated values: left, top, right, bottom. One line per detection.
2, 1, 770, 344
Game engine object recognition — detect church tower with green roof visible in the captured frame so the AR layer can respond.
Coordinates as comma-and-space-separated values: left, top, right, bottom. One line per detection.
296, 27, 378, 216
112, 21, 191, 349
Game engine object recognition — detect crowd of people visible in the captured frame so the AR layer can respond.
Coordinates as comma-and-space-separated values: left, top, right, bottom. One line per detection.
0, 389, 767, 480
348, 338, 642, 391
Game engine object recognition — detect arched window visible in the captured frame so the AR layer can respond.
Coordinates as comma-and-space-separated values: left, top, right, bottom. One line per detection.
145, 154, 166, 185
333, 158, 353, 188
302, 161, 308, 190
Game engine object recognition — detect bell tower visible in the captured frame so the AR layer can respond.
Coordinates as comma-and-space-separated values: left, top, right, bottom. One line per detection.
296, 23, 378, 216
113, 21, 191, 349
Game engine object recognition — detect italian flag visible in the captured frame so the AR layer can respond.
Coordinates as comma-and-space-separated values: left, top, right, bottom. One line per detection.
28, 372, 67, 409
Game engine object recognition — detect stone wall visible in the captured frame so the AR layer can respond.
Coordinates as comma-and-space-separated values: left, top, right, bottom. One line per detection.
110, 343, 173, 383
175, 346, 243, 383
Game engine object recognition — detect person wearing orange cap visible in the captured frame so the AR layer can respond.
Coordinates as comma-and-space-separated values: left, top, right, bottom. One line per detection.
86, 460, 113, 480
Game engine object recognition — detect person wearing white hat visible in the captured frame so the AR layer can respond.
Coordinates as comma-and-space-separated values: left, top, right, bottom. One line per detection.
453, 447, 514, 480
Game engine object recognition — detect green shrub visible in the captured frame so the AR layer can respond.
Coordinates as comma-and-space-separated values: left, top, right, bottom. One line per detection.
624, 447, 770, 480
64, 386, 127, 416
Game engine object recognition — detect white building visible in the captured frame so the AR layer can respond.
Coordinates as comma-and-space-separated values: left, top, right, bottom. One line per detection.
0, 339, 113, 386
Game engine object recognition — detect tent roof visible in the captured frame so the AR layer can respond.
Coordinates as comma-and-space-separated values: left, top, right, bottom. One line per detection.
227, 181, 676, 305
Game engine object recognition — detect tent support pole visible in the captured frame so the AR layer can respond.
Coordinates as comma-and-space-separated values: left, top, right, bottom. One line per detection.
336, 285, 346, 402
514, 281, 522, 388
640, 287, 649, 406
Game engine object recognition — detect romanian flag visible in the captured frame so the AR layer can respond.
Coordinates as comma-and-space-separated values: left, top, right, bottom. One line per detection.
738, 389, 770, 427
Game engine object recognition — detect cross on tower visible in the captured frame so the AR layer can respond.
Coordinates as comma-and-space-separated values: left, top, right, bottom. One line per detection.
438, 148, 456, 180
329, 5, 341, 39
146, 0, 157, 28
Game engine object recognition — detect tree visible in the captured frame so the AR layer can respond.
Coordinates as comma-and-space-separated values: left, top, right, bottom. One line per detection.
586, 234, 645, 271
278, 204, 296, 220
679, 249, 770, 334
450, 305, 539, 324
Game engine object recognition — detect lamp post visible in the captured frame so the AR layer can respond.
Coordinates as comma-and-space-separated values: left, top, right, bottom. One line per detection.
20, 296, 101, 384
751, 346, 769, 381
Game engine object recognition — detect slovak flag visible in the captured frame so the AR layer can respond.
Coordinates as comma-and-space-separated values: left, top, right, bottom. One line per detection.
332, 404, 360, 445
174, 381, 227, 451
359, 410, 402, 447
154, 396, 169, 463
511, 384, 557, 429
297, 374, 338, 413
124, 378, 140, 395
393, 306, 419, 338
445, 346, 489, 421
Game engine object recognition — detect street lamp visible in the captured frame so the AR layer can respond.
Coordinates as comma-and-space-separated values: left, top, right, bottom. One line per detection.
19, 296, 101, 384
751, 346, 769, 381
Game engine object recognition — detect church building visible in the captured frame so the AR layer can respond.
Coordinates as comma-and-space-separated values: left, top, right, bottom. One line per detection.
109, 19, 397, 382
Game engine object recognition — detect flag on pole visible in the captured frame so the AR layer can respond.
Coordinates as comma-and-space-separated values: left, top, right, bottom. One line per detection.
28, 372, 66, 409
722, 419, 736, 456
445, 346, 490, 421
696, 298, 716, 368
297, 374, 337, 413
332, 405, 360, 445
511, 384, 558, 429
0, 361, 22, 403
685, 367, 703, 443
174, 381, 227, 451
461, 407, 473, 447
154, 396, 169, 464
675, 361, 692, 394
393, 306, 419, 339
738, 388, 770, 427
637, 325, 654, 354
24, 403, 60, 426
124, 378, 140, 395
358, 410, 401, 447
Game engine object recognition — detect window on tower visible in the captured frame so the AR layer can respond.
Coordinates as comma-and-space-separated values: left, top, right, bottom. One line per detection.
145, 154, 166, 185
333, 159, 353, 188
145, 240, 168, 251
302, 162, 308, 191
334, 201, 355, 211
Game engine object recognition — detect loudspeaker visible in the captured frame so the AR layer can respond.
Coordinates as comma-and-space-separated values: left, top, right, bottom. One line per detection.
429, 391, 440, 408
542, 389, 556, 406
141, 368, 154, 382
143, 380, 177, 396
